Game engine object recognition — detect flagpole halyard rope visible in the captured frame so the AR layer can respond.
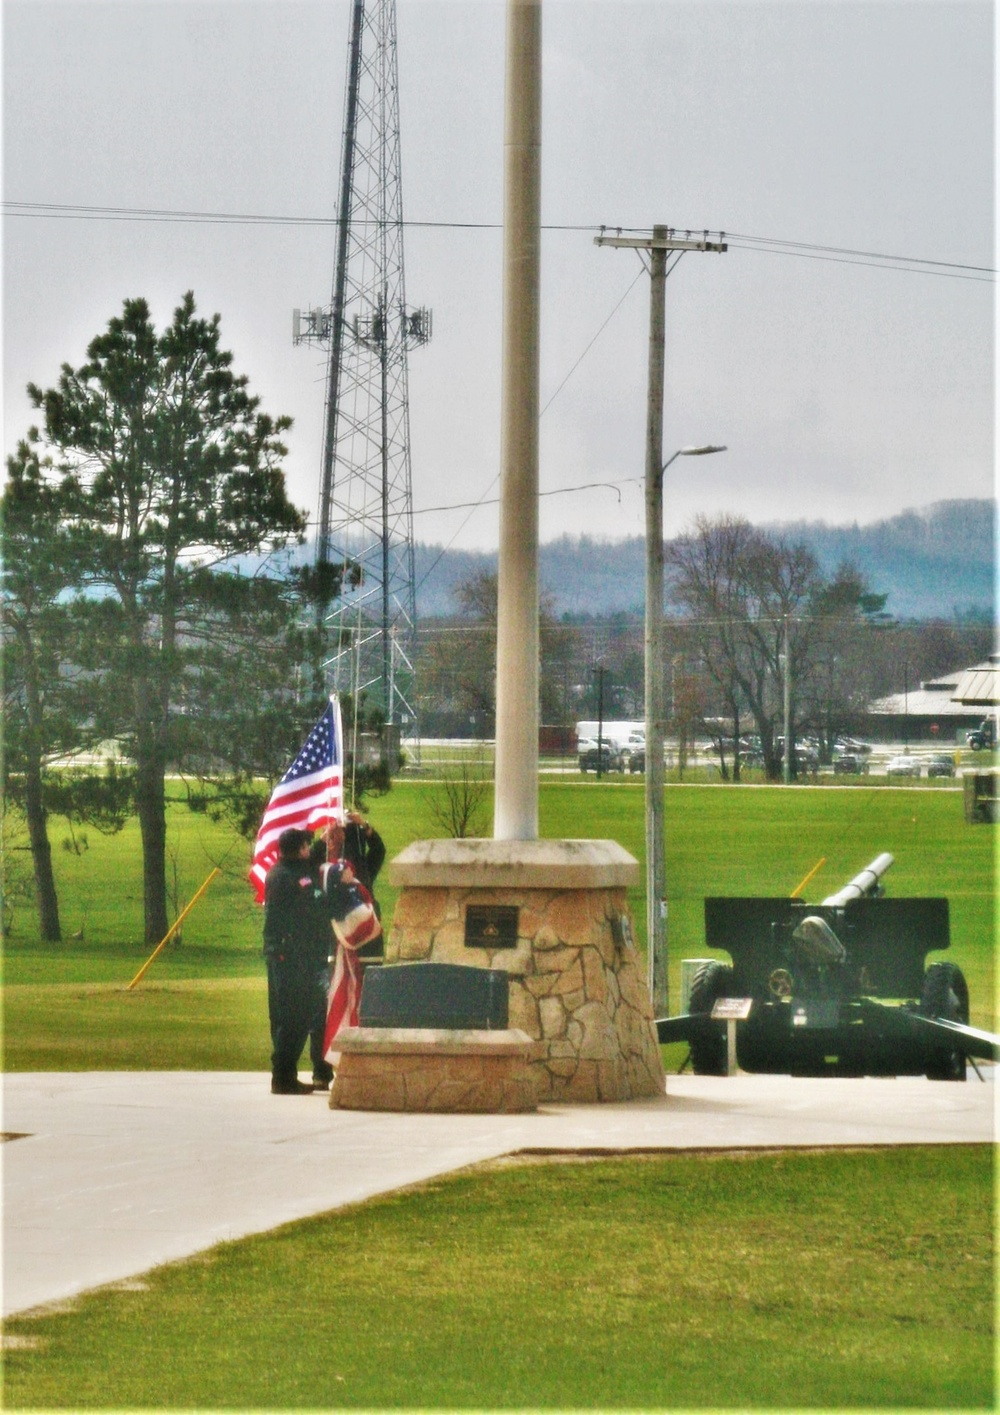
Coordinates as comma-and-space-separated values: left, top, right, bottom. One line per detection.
351, 596, 363, 808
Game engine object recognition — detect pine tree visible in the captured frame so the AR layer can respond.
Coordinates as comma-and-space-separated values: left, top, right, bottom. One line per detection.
27, 293, 306, 942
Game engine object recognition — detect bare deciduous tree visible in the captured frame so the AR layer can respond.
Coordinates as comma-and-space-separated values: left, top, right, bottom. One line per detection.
668, 515, 883, 779
427, 751, 493, 839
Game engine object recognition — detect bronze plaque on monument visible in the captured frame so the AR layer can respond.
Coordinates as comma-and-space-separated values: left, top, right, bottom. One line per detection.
465, 904, 519, 950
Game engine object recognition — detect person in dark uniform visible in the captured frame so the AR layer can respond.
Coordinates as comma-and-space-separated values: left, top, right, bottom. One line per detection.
305, 831, 355, 1089
263, 827, 333, 1095
342, 810, 386, 965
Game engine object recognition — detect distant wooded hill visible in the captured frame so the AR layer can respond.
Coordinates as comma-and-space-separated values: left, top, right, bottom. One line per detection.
415, 499, 995, 622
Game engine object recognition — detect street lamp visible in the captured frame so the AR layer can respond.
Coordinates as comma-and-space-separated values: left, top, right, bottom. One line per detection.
645, 442, 727, 1018
663, 445, 728, 471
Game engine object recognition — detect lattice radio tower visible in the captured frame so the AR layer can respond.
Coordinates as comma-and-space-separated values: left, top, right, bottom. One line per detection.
294, 0, 429, 733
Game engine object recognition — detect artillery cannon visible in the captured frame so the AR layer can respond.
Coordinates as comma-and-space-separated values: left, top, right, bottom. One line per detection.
656, 854, 999, 1080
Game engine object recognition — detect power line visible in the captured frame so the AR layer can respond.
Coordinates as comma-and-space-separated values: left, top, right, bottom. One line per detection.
412, 612, 917, 635
297, 470, 630, 525
412, 483, 498, 591
0, 201, 581, 232
415, 479, 629, 516
411, 258, 650, 585
4, 201, 994, 278
540, 265, 647, 416
723, 240, 993, 283
722, 229, 993, 276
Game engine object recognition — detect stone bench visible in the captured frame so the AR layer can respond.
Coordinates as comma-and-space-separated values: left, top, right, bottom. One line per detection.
329, 1026, 538, 1113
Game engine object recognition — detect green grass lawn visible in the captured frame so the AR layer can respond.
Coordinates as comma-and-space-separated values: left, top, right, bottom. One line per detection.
3, 784, 994, 1413
2, 777, 994, 1068
3, 1146, 993, 1410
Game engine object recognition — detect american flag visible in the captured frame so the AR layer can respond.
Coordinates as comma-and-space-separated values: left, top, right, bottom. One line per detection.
321, 880, 382, 1053
249, 696, 344, 902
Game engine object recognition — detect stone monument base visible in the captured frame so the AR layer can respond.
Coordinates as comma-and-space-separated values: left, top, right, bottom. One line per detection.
386, 839, 665, 1103
330, 1026, 537, 1113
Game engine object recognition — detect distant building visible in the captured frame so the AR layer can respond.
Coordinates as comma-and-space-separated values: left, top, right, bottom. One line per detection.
869, 654, 999, 743
951, 654, 1000, 713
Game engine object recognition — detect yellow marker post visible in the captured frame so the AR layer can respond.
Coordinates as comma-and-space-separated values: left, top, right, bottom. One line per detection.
790, 857, 826, 900
126, 866, 221, 990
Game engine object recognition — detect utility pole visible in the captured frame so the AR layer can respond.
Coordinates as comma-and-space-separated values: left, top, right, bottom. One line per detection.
782, 614, 792, 785
595, 225, 726, 1016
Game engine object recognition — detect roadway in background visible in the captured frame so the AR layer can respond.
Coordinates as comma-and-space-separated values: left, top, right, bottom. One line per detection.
406, 739, 987, 780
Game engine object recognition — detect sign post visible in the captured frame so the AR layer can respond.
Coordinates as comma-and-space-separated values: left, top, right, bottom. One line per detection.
711, 996, 754, 1075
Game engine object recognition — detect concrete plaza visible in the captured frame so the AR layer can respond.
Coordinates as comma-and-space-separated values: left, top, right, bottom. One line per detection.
2, 1068, 994, 1319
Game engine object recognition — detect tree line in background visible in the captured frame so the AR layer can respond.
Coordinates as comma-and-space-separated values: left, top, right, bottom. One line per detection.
3, 295, 993, 946
415, 532, 992, 781
414, 500, 995, 623
2, 294, 383, 946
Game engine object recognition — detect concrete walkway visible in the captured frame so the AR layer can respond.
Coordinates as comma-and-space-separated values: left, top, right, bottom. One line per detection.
2, 1069, 995, 1318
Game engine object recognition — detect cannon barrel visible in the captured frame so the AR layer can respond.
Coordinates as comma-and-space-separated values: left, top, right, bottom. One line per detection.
821, 852, 894, 907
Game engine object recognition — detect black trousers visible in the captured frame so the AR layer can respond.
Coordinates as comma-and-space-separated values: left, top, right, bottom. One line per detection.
266, 954, 317, 1086
309, 965, 334, 1082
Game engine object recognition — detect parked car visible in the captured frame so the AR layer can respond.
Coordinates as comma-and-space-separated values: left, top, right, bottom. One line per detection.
833, 753, 869, 775
775, 738, 819, 773
794, 745, 820, 773
926, 754, 956, 778
617, 741, 643, 772
579, 744, 623, 773
886, 755, 921, 778
835, 736, 872, 757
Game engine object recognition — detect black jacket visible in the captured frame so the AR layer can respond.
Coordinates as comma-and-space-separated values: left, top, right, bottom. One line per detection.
262, 858, 331, 968
343, 822, 386, 898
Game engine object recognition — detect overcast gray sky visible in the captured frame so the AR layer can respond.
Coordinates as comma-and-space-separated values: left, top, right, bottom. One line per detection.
3, 0, 995, 552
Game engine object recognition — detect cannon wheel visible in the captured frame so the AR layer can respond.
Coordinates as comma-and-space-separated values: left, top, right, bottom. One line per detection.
920, 962, 970, 1082
687, 960, 734, 1075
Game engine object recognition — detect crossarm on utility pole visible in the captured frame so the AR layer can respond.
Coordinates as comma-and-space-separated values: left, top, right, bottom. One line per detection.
595, 231, 728, 253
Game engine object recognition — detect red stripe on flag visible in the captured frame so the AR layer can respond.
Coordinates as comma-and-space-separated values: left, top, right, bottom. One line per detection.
249, 699, 344, 903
